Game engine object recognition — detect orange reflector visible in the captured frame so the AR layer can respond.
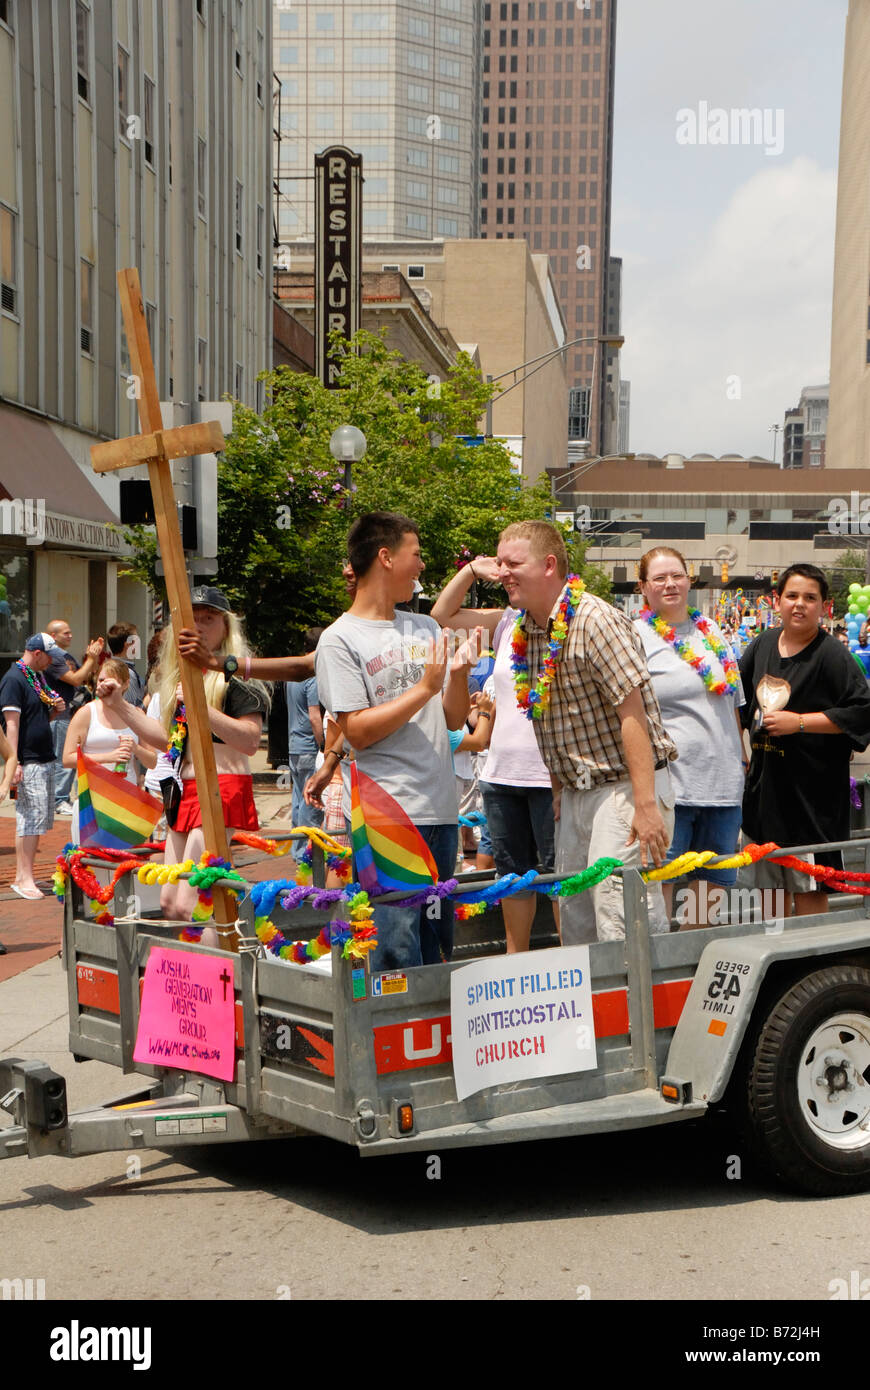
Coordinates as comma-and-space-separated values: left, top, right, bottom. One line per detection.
398, 1104, 414, 1133
708, 1019, 727, 1036
661, 1084, 679, 1100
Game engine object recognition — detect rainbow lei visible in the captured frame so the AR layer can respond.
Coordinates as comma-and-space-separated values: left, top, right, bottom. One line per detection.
640, 608, 739, 696
166, 702, 188, 765
511, 575, 586, 719
17, 659, 60, 707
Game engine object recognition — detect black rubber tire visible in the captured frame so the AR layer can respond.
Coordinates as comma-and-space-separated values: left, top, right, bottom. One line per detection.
744, 965, 870, 1196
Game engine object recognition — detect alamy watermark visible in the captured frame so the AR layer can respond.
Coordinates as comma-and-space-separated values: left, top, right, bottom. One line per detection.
674, 884, 785, 933
0, 497, 45, 545
826, 494, 870, 535
676, 102, 785, 157
1, 1276, 45, 1300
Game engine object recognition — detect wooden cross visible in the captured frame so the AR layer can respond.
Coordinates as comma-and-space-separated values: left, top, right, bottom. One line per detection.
90, 267, 238, 950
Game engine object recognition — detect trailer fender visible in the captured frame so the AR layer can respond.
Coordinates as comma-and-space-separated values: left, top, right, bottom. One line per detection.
664, 920, 870, 1103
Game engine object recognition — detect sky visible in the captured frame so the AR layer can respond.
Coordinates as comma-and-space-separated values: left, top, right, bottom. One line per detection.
611, 0, 849, 459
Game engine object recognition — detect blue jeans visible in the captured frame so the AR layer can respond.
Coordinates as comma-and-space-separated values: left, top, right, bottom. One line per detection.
366, 823, 459, 971
665, 803, 743, 886
52, 717, 74, 805
289, 752, 323, 860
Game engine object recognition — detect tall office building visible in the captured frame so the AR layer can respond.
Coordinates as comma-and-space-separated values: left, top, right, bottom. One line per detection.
479, 0, 617, 456
0, 0, 272, 659
273, 0, 482, 251
827, 0, 870, 470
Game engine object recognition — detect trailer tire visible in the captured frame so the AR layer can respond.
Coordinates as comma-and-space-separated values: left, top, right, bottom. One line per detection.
745, 965, 870, 1196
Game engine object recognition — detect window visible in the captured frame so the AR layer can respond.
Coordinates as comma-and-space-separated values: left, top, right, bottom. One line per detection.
0, 205, 17, 315
281, 79, 299, 97
256, 30, 264, 102
437, 152, 460, 173
439, 24, 460, 44
408, 114, 427, 135
353, 12, 389, 29
316, 111, 335, 132
365, 177, 388, 195
437, 185, 459, 204
353, 111, 387, 129
278, 12, 298, 30
0, 0, 11, 29
197, 339, 207, 402
382, 264, 400, 271
316, 79, 336, 98
315, 12, 335, 28
75, 1, 90, 102
407, 265, 425, 279
256, 204, 264, 274
407, 179, 428, 199
352, 46, 389, 64
409, 16, 429, 37
363, 208, 387, 229
80, 258, 93, 353
234, 0, 242, 73
197, 137, 207, 218
440, 57, 461, 78
352, 78, 387, 97
354, 144, 388, 161
279, 46, 298, 63
316, 46, 335, 63
441, 121, 459, 141
145, 301, 157, 357
408, 50, 430, 71
117, 44, 129, 138
143, 76, 155, 165
439, 90, 460, 110
235, 363, 244, 399
407, 147, 428, 168
235, 180, 243, 253
406, 211, 428, 231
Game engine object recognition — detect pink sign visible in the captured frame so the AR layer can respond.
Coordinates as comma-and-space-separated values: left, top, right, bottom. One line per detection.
133, 947, 237, 1083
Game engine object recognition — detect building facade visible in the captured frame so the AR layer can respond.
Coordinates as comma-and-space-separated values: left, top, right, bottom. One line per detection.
827, 0, 870, 471
273, 0, 483, 252
479, 0, 617, 456
0, 0, 272, 669
781, 385, 828, 469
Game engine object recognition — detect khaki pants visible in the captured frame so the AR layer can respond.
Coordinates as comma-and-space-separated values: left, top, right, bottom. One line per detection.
555, 768, 676, 944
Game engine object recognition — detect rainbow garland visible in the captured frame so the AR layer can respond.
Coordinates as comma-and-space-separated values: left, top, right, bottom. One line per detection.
511, 575, 586, 719
640, 607, 740, 696
252, 882, 376, 964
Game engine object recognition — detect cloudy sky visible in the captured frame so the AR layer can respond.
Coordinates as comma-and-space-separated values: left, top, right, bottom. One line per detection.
611, 0, 849, 459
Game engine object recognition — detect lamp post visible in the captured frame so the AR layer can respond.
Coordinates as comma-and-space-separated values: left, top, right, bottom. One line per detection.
484, 332, 625, 442
329, 424, 367, 493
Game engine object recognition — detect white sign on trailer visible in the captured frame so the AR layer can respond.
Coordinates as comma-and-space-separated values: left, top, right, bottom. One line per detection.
450, 946, 597, 1101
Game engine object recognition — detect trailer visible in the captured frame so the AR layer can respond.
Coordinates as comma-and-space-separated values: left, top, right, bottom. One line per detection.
4, 837, 870, 1196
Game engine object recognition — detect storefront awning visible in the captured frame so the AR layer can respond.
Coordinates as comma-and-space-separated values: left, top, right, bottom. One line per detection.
0, 405, 117, 523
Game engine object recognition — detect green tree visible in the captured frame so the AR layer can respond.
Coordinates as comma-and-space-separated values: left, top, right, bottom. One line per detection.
821, 550, 866, 620
121, 329, 610, 651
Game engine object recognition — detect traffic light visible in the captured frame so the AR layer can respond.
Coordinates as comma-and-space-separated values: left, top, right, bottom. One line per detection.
720, 561, 729, 584
771, 569, 779, 586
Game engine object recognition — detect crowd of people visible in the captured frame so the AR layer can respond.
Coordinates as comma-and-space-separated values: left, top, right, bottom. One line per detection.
3, 513, 870, 971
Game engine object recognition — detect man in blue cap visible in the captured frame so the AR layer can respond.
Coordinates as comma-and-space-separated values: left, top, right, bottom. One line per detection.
0, 635, 67, 900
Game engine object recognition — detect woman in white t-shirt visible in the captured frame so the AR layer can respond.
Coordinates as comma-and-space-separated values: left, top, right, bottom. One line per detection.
634, 547, 747, 928
431, 556, 558, 954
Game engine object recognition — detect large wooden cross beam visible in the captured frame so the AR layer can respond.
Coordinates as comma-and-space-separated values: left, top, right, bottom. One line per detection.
91, 268, 238, 949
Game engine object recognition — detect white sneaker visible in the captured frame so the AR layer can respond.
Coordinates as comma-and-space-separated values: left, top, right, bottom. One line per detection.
55, 801, 74, 816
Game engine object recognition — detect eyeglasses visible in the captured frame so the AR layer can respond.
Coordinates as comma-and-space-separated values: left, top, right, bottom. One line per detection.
645, 572, 688, 586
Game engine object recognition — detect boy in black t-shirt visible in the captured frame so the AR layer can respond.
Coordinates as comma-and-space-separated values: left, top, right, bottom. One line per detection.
740, 564, 870, 916
0, 634, 67, 900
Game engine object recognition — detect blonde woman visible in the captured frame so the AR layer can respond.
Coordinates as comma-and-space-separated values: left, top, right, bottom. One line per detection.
121, 587, 271, 920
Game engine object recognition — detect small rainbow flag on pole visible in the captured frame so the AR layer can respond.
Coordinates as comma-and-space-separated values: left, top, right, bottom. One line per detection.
350, 760, 438, 894
76, 746, 163, 850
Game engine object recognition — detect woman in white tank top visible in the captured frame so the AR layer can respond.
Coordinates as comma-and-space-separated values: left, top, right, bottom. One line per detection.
62, 659, 161, 840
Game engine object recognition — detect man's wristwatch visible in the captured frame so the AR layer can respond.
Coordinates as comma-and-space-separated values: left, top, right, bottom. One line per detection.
223, 655, 239, 680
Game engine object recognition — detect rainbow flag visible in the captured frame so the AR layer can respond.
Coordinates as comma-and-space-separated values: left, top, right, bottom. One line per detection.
76, 747, 163, 850
350, 761, 438, 894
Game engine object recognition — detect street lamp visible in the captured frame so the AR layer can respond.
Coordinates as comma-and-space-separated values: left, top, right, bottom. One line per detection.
484, 332, 625, 440
329, 424, 367, 492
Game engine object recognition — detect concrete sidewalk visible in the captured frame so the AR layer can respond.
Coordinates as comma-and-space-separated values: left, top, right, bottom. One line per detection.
0, 747, 299, 983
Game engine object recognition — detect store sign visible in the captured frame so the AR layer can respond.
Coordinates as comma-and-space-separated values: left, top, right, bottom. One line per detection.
314, 146, 363, 388
42, 512, 128, 554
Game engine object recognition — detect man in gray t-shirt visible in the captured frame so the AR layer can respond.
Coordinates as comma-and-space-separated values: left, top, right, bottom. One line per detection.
316, 513, 471, 970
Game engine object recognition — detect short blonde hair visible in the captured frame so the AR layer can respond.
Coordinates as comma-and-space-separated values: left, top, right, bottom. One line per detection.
499, 521, 568, 579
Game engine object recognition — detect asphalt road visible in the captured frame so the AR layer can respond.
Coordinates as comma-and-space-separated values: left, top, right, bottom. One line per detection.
2, 957, 869, 1306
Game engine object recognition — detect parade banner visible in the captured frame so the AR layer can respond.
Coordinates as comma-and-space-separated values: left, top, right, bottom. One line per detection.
450, 947, 597, 1101
133, 947, 237, 1082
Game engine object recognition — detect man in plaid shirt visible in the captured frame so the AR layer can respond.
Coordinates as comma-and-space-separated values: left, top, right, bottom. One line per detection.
496, 521, 677, 944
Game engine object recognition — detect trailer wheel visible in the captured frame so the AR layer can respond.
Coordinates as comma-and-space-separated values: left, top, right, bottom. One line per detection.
745, 966, 870, 1196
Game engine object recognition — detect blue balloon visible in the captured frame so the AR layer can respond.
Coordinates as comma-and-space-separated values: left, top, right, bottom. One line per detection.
0, 600, 9, 617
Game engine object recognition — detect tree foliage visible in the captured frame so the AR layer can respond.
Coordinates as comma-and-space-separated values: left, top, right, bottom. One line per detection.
121, 329, 611, 652
821, 549, 867, 620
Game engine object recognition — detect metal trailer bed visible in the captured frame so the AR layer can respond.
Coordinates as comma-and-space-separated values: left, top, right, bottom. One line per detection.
4, 835, 870, 1194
